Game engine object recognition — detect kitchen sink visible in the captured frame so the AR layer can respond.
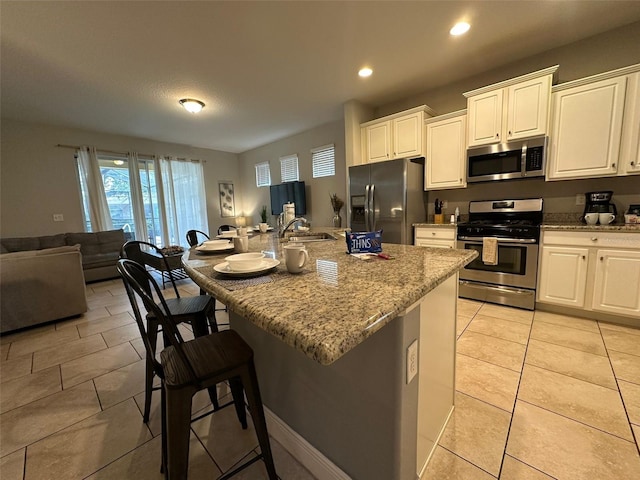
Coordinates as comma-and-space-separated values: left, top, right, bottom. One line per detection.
286, 232, 337, 242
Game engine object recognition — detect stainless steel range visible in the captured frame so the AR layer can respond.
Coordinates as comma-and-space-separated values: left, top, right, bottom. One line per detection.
457, 198, 543, 310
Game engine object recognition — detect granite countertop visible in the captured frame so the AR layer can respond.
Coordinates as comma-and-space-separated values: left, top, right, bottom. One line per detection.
182, 230, 477, 365
541, 223, 640, 232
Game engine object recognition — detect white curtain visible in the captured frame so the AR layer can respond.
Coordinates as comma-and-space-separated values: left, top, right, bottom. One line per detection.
160, 157, 208, 246
76, 146, 113, 231
126, 151, 148, 241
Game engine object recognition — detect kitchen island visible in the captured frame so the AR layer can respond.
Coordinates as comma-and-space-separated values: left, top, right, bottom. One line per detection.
182, 231, 477, 479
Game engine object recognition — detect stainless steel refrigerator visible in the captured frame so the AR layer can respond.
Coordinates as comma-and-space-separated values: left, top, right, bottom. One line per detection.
348, 158, 425, 245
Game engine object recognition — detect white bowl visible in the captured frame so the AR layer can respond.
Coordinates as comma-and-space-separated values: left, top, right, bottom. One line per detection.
224, 252, 265, 272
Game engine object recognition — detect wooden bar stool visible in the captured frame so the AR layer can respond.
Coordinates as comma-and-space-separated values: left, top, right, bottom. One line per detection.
117, 259, 277, 480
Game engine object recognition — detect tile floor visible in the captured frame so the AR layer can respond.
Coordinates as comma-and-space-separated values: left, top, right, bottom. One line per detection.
1, 278, 639, 479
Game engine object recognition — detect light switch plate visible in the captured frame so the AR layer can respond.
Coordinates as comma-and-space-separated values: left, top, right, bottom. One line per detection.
407, 340, 418, 384
53, 214, 64, 222
575, 194, 585, 206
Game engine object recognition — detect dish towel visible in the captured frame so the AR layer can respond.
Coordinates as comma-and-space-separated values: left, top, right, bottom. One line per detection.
482, 237, 498, 265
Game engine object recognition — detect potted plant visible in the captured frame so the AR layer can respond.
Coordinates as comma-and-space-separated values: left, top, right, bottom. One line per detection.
330, 193, 344, 228
260, 205, 268, 223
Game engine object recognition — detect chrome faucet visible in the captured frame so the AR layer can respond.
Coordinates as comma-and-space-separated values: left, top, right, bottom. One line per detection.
279, 217, 308, 238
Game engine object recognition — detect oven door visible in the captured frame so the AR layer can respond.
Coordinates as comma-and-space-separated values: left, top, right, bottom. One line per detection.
457, 237, 539, 290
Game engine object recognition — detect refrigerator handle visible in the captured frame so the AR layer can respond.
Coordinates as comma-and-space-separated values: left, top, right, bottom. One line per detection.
365, 184, 370, 231
370, 183, 376, 231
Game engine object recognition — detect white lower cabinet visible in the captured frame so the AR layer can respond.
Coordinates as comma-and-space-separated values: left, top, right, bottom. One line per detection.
537, 231, 640, 318
592, 249, 640, 316
538, 245, 589, 308
414, 227, 456, 248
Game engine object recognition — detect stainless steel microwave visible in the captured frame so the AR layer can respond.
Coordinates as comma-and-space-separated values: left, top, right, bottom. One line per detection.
467, 136, 547, 183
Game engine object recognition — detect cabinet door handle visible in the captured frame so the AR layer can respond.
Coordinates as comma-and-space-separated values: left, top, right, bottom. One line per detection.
600, 256, 604, 261
508, 130, 512, 136
612, 163, 616, 168
582, 255, 586, 260
496, 133, 499, 138
632, 161, 636, 166
591, 237, 598, 241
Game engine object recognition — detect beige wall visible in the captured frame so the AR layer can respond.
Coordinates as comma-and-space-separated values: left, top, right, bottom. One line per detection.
0, 119, 240, 238
238, 120, 346, 228
376, 21, 640, 118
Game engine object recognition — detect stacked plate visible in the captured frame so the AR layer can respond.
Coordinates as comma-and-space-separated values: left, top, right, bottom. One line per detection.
214, 252, 279, 277
195, 240, 234, 254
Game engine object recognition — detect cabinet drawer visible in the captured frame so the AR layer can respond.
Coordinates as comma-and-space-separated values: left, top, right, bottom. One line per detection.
415, 227, 456, 241
542, 231, 640, 249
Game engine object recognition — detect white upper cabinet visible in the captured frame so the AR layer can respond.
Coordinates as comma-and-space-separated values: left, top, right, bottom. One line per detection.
466, 90, 503, 146
546, 63, 640, 181
546, 76, 627, 180
425, 111, 467, 190
464, 66, 557, 147
620, 71, 640, 175
361, 106, 436, 164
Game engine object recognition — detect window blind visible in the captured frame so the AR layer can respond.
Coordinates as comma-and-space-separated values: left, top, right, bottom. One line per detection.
280, 154, 299, 182
255, 162, 272, 187
312, 144, 335, 178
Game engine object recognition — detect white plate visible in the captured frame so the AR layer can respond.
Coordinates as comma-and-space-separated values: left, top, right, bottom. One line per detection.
195, 243, 234, 253
217, 232, 238, 238
214, 258, 280, 277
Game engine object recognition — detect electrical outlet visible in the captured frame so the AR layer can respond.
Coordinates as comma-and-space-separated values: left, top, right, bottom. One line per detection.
406, 340, 418, 384
442, 200, 448, 209
575, 194, 585, 206
53, 214, 64, 222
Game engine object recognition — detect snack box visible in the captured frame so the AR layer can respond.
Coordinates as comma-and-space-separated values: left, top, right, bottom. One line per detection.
346, 230, 383, 254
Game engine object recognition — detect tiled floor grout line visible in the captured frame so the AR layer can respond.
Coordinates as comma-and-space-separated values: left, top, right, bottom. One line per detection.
596, 320, 640, 457
493, 311, 535, 479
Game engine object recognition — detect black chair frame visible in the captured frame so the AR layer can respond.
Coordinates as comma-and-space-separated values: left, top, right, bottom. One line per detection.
117, 259, 277, 480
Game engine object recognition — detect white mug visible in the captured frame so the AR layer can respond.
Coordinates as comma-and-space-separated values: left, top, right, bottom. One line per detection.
598, 213, 615, 225
584, 213, 599, 225
236, 227, 247, 236
259, 223, 269, 233
233, 235, 249, 253
283, 244, 309, 273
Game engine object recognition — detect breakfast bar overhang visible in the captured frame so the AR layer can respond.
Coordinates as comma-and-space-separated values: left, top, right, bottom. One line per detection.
182, 233, 477, 479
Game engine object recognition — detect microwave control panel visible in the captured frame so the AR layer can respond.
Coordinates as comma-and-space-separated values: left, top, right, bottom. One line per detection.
525, 146, 544, 172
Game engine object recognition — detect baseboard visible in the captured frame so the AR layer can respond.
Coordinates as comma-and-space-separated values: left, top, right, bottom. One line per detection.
264, 407, 351, 480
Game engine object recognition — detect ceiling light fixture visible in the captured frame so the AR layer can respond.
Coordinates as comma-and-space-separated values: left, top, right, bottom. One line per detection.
358, 67, 373, 78
179, 98, 205, 113
113, 160, 124, 166
450, 22, 470, 36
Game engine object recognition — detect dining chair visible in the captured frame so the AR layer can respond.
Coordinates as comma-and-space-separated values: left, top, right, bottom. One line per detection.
117, 259, 277, 480
185, 229, 229, 317
120, 240, 220, 422
185, 229, 210, 247
217, 224, 236, 235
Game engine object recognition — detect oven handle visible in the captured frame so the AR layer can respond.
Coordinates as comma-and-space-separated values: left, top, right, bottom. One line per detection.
458, 236, 537, 244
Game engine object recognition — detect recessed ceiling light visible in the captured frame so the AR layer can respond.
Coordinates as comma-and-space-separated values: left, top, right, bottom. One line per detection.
179, 98, 205, 113
358, 67, 373, 78
450, 22, 470, 36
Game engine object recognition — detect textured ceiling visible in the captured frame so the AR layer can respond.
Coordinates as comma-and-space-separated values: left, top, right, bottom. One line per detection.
2, 1, 640, 153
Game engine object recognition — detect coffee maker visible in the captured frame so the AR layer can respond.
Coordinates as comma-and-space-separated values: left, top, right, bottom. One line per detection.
583, 191, 617, 222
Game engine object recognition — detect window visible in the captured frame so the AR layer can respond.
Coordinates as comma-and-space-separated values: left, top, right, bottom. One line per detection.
280, 154, 299, 182
255, 162, 272, 187
79, 154, 161, 242
77, 150, 207, 247
312, 144, 335, 178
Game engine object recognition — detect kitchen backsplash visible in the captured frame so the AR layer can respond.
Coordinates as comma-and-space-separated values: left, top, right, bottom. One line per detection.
424, 175, 640, 219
